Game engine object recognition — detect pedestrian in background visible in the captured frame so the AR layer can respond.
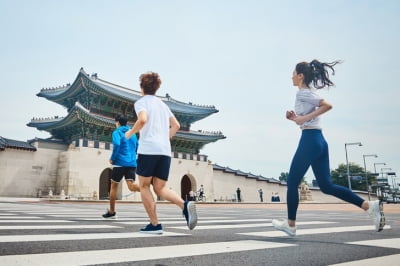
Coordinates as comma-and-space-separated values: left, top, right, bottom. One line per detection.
236, 187, 241, 202
258, 189, 263, 202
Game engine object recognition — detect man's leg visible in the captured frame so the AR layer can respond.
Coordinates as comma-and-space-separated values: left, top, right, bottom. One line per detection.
139, 175, 158, 225
126, 180, 140, 192
125, 167, 140, 192
152, 177, 184, 209
109, 181, 119, 213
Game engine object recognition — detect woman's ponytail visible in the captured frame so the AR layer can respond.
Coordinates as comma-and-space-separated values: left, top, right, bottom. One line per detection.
296, 60, 341, 89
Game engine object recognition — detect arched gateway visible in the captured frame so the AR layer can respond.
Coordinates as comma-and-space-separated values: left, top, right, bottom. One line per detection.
181, 174, 197, 201
99, 168, 112, 200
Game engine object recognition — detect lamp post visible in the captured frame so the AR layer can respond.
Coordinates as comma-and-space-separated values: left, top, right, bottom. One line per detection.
387, 172, 397, 189
345, 142, 362, 190
374, 162, 386, 174
363, 154, 377, 200
379, 167, 392, 201
381, 167, 392, 178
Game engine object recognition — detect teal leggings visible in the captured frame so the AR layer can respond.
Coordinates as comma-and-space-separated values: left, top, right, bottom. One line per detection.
287, 129, 364, 221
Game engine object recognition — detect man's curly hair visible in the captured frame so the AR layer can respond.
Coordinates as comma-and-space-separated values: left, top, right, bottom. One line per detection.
139, 72, 162, 95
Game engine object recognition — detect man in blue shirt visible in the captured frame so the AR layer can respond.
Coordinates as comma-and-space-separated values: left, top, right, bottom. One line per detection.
103, 114, 139, 219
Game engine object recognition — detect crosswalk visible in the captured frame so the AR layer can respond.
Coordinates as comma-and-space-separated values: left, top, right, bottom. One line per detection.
0, 202, 398, 265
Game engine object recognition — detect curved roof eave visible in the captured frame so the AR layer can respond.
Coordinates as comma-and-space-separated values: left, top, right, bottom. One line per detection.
27, 102, 113, 130
36, 68, 219, 117
36, 68, 88, 100
175, 131, 226, 142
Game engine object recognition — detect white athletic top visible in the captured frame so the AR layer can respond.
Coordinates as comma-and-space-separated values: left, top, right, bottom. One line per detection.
134, 95, 174, 156
294, 88, 323, 129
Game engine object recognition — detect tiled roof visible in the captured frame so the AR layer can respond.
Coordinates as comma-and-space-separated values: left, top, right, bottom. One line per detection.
37, 68, 219, 119
0, 136, 36, 151
212, 163, 281, 184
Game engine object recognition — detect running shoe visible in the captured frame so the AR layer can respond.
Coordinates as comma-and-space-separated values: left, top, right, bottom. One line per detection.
272, 218, 296, 237
140, 223, 163, 234
183, 201, 198, 230
367, 200, 385, 232
102, 210, 117, 219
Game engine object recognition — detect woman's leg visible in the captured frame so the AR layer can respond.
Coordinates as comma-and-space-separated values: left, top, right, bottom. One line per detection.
311, 137, 364, 208
287, 133, 316, 224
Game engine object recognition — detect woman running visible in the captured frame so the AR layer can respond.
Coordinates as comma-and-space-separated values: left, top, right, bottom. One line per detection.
272, 60, 385, 236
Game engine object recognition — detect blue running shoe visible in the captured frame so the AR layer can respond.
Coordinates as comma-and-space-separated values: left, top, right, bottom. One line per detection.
183, 201, 198, 230
140, 223, 163, 234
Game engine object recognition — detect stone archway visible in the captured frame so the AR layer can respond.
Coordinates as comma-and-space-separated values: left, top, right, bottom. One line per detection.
99, 168, 112, 200
180, 174, 197, 201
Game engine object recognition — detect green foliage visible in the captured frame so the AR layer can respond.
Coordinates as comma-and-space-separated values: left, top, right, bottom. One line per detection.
331, 163, 376, 191
279, 172, 306, 184
279, 172, 289, 182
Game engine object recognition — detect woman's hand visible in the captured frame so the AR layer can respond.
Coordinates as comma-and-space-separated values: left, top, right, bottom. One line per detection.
286, 110, 296, 120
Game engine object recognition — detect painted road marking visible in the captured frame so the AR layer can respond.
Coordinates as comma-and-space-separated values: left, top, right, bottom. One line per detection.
346, 238, 400, 249
0, 225, 121, 230
328, 254, 400, 266
169, 221, 334, 230
0, 240, 296, 266
0, 231, 189, 242
239, 225, 392, 237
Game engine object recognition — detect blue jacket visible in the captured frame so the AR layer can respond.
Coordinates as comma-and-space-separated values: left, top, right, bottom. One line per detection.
110, 125, 138, 167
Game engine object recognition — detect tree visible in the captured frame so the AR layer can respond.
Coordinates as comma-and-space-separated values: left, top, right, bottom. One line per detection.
279, 172, 289, 182
331, 163, 375, 191
279, 172, 306, 184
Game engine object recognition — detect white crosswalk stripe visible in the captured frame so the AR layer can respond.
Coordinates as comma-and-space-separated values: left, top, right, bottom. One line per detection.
0, 219, 74, 223
0, 216, 41, 219
327, 238, 400, 266
328, 254, 400, 266
168, 220, 335, 230
0, 231, 189, 242
239, 225, 392, 237
0, 225, 121, 230
117, 218, 272, 225
0, 240, 296, 266
346, 238, 400, 249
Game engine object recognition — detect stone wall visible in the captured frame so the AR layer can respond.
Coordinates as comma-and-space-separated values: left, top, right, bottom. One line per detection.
0, 141, 64, 197
0, 139, 375, 203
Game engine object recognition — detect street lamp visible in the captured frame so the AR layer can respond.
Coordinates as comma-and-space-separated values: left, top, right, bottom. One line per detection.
386, 172, 397, 189
363, 154, 378, 200
381, 167, 392, 178
374, 162, 386, 173
345, 142, 362, 190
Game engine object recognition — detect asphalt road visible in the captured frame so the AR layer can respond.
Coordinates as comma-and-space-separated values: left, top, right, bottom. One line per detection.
0, 198, 399, 266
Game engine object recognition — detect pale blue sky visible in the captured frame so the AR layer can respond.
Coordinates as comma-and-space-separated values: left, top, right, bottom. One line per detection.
1, 0, 399, 185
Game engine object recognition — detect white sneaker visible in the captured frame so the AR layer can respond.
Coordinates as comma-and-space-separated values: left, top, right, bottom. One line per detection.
367, 200, 385, 232
272, 218, 296, 236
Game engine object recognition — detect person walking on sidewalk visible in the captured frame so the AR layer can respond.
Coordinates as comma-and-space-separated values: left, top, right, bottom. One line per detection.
272, 59, 385, 237
125, 71, 197, 234
258, 188, 263, 202
236, 187, 241, 202
103, 114, 140, 219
